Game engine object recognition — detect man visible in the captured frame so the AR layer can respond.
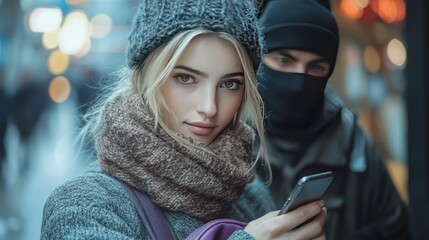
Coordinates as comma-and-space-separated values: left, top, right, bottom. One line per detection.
256, 0, 410, 239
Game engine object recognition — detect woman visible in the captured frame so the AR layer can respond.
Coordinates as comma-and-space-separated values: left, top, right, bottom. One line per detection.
41, 0, 327, 239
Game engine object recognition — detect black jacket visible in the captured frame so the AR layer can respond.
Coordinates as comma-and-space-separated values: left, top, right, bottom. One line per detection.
257, 88, 410, 240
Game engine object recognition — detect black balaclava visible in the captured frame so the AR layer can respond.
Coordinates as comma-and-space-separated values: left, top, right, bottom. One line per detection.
258, 0, 339, 134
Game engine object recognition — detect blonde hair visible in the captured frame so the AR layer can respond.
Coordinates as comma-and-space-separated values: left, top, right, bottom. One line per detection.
80, 28, 271, 177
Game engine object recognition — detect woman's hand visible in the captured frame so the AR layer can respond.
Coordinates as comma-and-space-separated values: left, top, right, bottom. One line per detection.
244, 200, 327, 240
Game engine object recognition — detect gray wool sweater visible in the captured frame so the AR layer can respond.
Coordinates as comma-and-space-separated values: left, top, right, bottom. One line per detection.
41, 172, 275, 239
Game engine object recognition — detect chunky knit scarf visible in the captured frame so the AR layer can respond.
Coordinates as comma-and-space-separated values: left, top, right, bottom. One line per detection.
96, 90, 255, 220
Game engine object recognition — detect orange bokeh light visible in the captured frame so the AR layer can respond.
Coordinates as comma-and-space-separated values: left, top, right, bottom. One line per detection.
49, 76, 71, 103
340, 0, 364, 20
371, 0, 406, 23
341, 0, 406, 23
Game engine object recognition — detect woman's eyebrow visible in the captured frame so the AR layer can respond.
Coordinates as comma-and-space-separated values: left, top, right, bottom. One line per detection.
175, 65, 208, 78
175, 65, 244, 79
221, 72, 244, 79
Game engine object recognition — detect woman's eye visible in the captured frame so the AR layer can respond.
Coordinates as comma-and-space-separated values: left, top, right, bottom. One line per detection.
175, 75, 194, 84
221, 81, 242, 90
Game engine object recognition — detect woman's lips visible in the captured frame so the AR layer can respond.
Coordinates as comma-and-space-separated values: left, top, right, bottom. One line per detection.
186, 122, 216, 135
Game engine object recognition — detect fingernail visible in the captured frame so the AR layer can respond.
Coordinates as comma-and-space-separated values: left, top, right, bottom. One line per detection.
319, 200, 325, 207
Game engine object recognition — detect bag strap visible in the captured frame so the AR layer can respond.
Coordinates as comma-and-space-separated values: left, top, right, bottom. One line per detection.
121, 182, 177, 240
105, 173, 177, 240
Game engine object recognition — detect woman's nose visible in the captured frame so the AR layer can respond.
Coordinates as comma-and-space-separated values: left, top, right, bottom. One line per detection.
196, 88, 217, 118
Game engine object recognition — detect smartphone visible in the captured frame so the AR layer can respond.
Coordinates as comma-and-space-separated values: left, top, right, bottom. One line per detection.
278, 171, 334, 215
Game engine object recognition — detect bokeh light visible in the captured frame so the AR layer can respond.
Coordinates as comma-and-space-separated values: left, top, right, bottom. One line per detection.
66, 0, 88, 6
49, 76, 71, 103
59, 11, 90, 55
90, 13, 112, 39
370, 0, 406, 23
340, 0, 364, 20
48, 50, 70, 75
42, 29, 60, 49
74, 38, 91, 58
387, 38, 406, 67
28, 8, 62, 33
364, 46, 381, 74
353, 0, 369, 8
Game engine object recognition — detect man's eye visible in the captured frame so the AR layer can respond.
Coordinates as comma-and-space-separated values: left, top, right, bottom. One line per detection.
308, 64, 330, 77
311, 65, 325, 71
277, 57, 290, 65
309, 64, 329, 73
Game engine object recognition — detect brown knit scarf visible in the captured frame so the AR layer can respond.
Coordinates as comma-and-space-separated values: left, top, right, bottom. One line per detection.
96, 89, 255, 220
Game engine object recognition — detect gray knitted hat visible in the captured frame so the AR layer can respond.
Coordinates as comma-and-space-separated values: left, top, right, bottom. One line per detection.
126, 0, 263, 71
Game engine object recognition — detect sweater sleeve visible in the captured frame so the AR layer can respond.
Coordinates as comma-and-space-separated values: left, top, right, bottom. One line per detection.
40, 172, 148, 240
225, 177, 275, 240
228, 176, 276, 222
228, 230, 256, 240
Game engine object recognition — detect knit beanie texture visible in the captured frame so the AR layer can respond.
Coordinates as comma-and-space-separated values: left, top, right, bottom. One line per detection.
259, 0, 339, 70
127, 0, 263, 71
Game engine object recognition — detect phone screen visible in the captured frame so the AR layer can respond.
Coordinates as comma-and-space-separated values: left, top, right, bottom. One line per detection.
278, 171, 334, 215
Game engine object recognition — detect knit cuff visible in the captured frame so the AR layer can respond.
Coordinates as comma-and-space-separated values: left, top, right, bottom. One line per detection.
228, 230, 256, 240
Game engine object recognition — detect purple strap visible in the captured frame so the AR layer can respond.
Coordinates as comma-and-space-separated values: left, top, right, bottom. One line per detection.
186, 219, 247, 240
108, 173, 176, 240
108, 173, 246, 240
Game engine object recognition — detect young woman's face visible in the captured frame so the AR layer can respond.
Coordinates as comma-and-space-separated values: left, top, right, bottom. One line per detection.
161, 36, 245, 145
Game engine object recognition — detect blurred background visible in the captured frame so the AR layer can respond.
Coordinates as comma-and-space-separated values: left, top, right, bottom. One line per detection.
0, 0, 138, 239
0, 0, 428, 239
